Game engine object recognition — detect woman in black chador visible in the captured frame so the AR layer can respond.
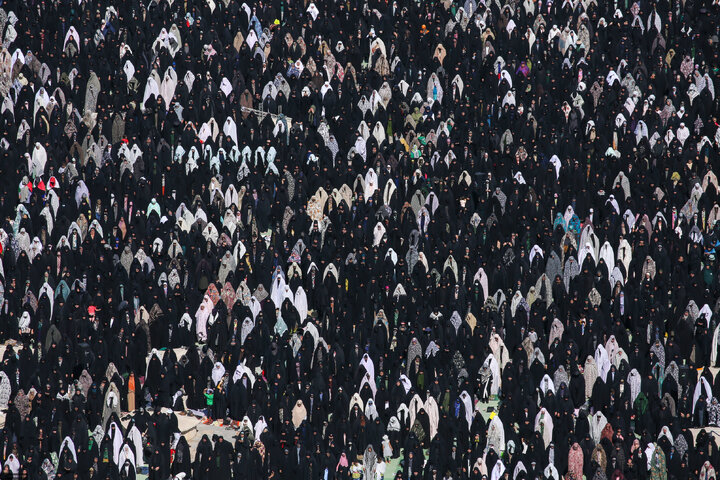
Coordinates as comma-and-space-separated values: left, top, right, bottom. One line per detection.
0, 0, 719, 477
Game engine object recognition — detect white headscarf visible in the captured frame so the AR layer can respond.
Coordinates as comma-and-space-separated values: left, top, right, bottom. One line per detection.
212, 362, 226, 386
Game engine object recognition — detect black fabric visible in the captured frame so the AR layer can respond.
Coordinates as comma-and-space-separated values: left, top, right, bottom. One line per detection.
0, 0, 719, 478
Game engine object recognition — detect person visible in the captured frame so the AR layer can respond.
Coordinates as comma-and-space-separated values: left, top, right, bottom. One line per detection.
376, 458, 386, 480
350, 458, 363, 480
0, 0, 718, 477
203, 386, 214, 425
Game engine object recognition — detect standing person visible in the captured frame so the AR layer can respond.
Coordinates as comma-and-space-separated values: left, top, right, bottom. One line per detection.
203, 384, 214, 424
213, 383, 228, 424
194, 436, 213, 480
127, 372, 136, 413
211, 435, 234, 477
376, 458, 386, 480
350, 457, 363, 480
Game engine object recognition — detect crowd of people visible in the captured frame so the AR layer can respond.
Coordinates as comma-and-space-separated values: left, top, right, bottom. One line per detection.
0, 0, 719, 478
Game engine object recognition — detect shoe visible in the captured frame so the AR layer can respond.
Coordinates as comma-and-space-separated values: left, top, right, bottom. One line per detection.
202, 418, 212, 425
